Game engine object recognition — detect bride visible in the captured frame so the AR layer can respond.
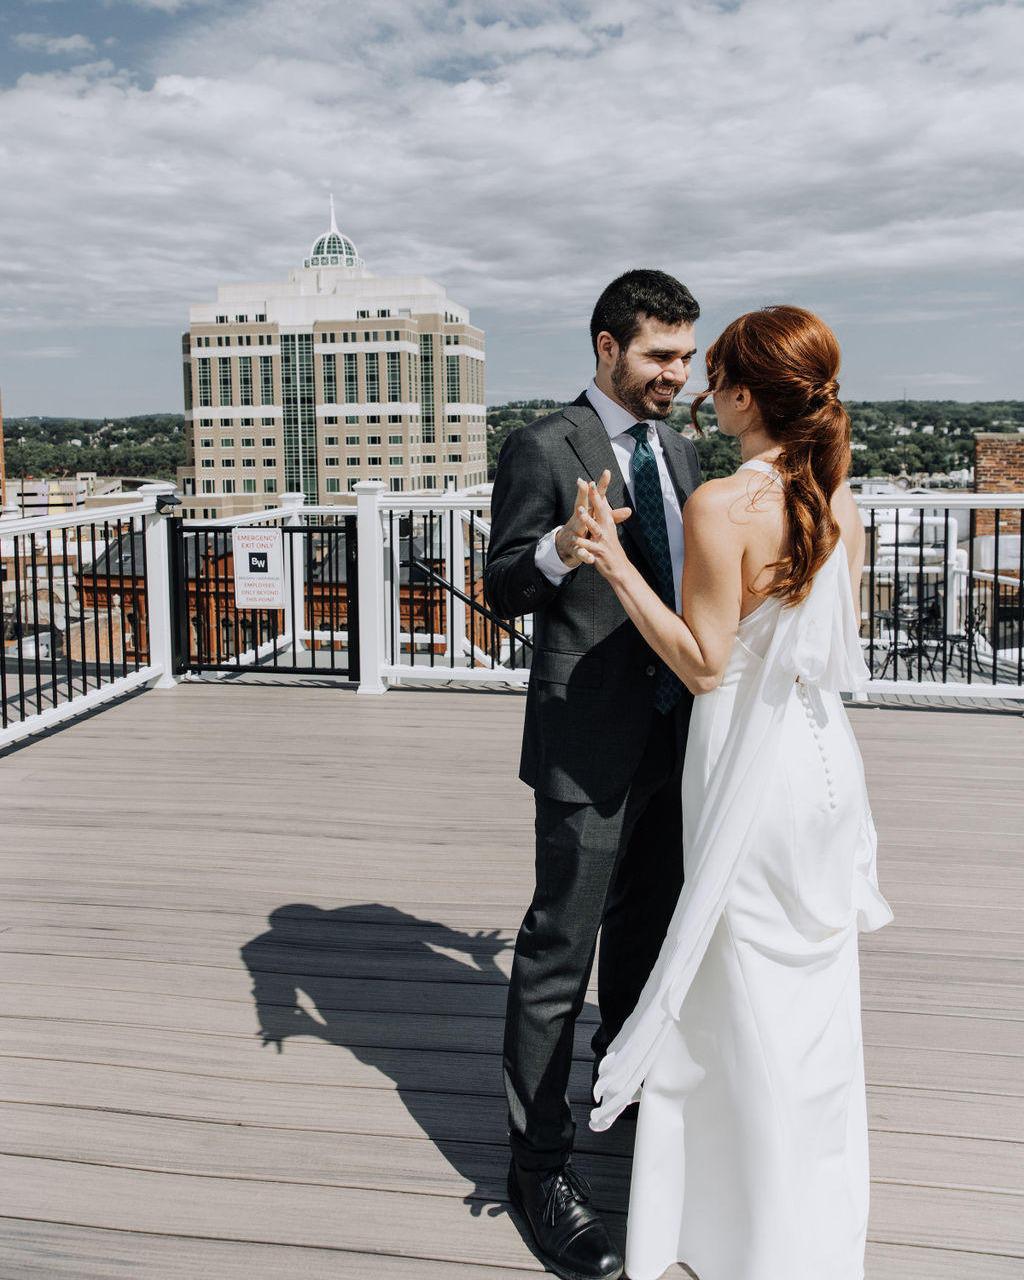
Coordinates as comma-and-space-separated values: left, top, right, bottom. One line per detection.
572, 305, 892, 1280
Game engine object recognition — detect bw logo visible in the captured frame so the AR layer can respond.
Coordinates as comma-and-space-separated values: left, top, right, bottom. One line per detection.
248, 552, 269, 573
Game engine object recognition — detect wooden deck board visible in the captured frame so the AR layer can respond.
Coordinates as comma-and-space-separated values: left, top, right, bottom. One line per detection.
0, 683, 1021, 1276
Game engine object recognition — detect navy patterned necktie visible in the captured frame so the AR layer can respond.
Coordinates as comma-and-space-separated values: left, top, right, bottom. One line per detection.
626, 423, 682, 714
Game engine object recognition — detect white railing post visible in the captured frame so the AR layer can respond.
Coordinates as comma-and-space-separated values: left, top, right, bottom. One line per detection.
281, 491, 306, 651
138, 482, 180, 690
445, 507, 467, 665
355, 481, 387, 694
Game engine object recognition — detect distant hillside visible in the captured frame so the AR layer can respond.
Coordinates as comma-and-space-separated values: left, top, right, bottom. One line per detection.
4, 400, 1021, 485
486, 399, 1024, 482
4, 414, 185, 480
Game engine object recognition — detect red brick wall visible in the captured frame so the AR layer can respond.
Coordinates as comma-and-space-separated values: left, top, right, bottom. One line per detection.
974, 434, 1024, 534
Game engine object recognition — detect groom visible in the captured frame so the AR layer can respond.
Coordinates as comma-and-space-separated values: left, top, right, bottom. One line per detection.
485, 269, 701, 1279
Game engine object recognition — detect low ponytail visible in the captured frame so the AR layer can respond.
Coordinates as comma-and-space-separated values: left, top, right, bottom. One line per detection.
691, 307, 851, 606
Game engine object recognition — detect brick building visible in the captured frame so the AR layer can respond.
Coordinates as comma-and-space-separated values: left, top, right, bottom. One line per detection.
974, 433, 1024, 534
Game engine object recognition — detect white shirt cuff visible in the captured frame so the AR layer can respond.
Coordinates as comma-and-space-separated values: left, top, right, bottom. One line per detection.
534, 526, 574, 585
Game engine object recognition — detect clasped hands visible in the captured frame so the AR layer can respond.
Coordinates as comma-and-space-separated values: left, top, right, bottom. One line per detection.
555, 468, 632, 579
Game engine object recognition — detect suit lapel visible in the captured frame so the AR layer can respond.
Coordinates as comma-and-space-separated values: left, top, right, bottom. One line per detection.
655, 421, 697, 506
561, 395, 652, 574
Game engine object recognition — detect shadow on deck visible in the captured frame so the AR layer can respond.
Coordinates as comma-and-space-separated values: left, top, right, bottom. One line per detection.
0, 682, 1021, 1278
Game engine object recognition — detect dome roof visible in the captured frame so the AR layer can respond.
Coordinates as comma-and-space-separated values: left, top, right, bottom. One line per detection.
304, 195, 364, 269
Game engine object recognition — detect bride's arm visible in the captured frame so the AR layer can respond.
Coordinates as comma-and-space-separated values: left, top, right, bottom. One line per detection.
575, 480, 744, 695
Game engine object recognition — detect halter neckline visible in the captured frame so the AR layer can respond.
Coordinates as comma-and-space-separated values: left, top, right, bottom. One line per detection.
738, 458, 781, 477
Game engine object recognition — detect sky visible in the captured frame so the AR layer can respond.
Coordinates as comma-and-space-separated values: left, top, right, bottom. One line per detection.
0, 0, 1022, 417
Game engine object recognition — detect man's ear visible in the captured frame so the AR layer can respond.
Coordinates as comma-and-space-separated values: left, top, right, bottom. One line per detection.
595, 331, 619, 367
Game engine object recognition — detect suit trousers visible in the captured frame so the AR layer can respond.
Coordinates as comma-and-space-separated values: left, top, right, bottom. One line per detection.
502, 707, 686, 1171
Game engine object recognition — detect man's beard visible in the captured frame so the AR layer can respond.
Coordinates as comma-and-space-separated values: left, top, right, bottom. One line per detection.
610, 356, 678, 421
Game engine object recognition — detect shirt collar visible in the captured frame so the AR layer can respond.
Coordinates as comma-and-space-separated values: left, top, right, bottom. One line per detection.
585, 378, 653, 441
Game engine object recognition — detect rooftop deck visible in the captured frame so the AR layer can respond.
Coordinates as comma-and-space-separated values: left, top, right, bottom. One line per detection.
1, 682, 1022, 1279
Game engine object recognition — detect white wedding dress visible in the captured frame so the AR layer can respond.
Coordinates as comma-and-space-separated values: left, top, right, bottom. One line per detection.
591, 460, 893, 1280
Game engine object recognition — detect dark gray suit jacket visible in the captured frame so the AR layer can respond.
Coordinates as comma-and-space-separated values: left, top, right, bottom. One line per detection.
484, 393, 702, 804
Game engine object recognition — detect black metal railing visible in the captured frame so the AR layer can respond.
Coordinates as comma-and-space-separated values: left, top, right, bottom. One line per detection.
384, 506, 531, 673
860, 502, 1023, 686
1, 513, 150, 730
171, 516, 359, 680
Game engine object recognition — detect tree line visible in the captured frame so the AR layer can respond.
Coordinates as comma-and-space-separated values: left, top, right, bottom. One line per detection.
4, 400, 1021, 485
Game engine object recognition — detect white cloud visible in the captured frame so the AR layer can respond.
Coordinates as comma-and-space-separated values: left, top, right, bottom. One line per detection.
7, 346, 80, 359
881, 371, 985, 387
0, 0, 1021, 345
12, 32, 95, 56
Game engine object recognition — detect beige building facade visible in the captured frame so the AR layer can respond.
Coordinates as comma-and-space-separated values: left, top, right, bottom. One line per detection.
177, 201, 487, 517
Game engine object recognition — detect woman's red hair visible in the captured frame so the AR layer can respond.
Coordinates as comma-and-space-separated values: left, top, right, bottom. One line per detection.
691, 305, 851, 605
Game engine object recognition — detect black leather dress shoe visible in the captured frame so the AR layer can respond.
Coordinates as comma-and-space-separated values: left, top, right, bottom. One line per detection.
507, 1158, 623, 1280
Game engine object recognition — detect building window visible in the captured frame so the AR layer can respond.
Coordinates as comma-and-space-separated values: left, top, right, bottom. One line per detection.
241, 436, 255, 447
366, 414, 380, 424
242, 458, 256, 469
216, 314, 228, 323
325, 478, 340, 494
261, 436, 275, 447
243, 478, 257, 493
259, 355, 274, 404
201, 479, 214, 494
222, 458, 235, 468
238, 356, 253, 405
345, 434, 359, 445
390, 477, 404, 492
346, 455, 359, 466
223, 479, 236, 494
280, 332, 317, 499
365, 351, 380, 402
419, 334, 435, 442
200, 437, 213, 448
348, 478, 359, 491
386, 351, 401, 402
218, 357, 233, 405
343, 352, 358, 402
388, 434, 403, 445
367, 434, 381, 445
264, 478, 278, 493
388, 414, 401, 424
389, 455, 403, 466
447, 453, 463, 463
422, 475, 437, 490
220, 436, 233, 448
263, 457, 276, 467
197, 358, 212, 407
421, 453, 436, 463
325, 456, 339, 467
324, 434, 339, 445
367, 455, 382, 466
322, 352, 337, 403
201, 459, 215, 469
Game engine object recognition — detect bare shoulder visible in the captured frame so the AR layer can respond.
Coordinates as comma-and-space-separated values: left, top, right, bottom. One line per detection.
683, 476, 754, 553
831, 480, 864, 537
684, 475, 738, 514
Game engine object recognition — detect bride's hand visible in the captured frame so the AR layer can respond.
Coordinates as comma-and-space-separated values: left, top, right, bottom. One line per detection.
572, 477, 632, 581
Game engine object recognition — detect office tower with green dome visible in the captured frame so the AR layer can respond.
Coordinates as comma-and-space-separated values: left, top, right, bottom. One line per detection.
177, 198, 487, 517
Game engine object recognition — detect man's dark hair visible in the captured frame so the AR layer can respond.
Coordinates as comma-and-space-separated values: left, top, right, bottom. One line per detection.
590, 269, 700, 358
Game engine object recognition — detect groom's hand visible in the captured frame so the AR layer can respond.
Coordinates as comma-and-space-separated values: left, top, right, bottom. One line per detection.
555, 471, 627, 568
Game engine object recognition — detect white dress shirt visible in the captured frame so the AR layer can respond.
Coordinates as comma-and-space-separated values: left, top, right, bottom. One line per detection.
534, 379, 685, 610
